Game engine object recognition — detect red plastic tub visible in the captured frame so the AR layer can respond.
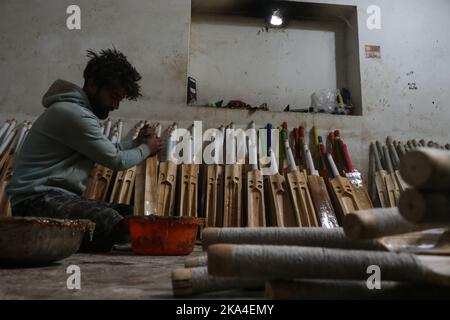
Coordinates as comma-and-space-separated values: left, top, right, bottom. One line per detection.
128, 215, 204, 256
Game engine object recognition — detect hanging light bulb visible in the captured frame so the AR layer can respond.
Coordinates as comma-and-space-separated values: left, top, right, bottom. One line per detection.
270, 9, 283, 26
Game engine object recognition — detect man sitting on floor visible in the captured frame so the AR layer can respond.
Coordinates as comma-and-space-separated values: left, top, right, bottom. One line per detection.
7, 48, 162, 252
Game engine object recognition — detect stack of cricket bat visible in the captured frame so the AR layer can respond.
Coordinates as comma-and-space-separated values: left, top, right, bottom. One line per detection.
0, 119, 33, 217
318, 129, 373, 223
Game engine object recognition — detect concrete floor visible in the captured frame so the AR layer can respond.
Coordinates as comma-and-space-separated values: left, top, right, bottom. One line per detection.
0, 245, 237, 300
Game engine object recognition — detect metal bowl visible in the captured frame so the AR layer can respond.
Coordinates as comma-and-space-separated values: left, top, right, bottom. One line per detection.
0, 217, 95, 266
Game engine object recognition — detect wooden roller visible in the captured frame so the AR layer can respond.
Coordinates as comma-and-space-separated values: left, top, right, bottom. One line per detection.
265, 279, 450, 300
342, 207, 430, 240
207, 244, 450, 286
202, 227, 380, 251
399, 188, 450, 224
400, 148, 450, 190
171, 267, 264, 297
202, 226, 450, 256
184, 255, 208, 268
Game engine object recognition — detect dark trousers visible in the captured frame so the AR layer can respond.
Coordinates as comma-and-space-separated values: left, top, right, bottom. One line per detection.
11, 190, 133, 252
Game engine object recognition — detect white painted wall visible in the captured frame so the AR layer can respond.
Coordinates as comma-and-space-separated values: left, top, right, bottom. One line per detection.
0, 0, 450, 179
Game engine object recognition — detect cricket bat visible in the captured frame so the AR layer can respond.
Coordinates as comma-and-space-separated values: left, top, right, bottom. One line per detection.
246, 121, 265, 227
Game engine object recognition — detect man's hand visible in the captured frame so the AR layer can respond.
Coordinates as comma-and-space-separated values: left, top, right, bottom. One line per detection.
146, 136, 163, 156
133, 124, 156, 147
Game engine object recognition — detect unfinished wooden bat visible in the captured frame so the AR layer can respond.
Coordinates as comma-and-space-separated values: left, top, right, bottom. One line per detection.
0, 122, 28, 217
171, 266, 264, 297
265, 279, 450, 300
371, 143, 389, 207
0, 128, 18, 173
277, 126, 288, 174
134, 122, 160, 216
246, 121, 265, 227
207, 244, 450, 286
264, 125, 296, 227
104, 118, 112, 139
178, 164, 198, 217
400, 148, 450, 190
110, 166, 136, 204
333, 130, 347, 173
223, 164, 242, 226
304, 147, 339, 228
326, 153, 362, 220
368, 141, 377, 205
283, 129, 316, 227
0, 119, 12, 144
340, 142, 373, 210
383, 145, 400, 206
177, 125, 198, 217
298, 126, 307, 171
109, 125, 139, 205
157, 160, 177, 216
375, 140, 385, 169
399, 188, 450, 224
156, 123, 178, 216
220, 123, 241, 226
387, 137, 409, 192
0, 119, 16, 147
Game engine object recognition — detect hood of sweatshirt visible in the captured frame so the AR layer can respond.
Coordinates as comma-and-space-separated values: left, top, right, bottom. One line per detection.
42, 79, 92, 111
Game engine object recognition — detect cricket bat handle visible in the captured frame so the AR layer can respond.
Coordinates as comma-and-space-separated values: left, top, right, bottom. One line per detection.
341, 143, 354, 172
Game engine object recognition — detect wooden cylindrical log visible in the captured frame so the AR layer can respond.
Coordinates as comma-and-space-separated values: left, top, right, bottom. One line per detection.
265, 279, 450, 300
184, 255, 208, 268
207, 244, 430, 284
171, 267, 264, 297
400, 148, 450, 190
202, 227, 380, 251
399, 188, 450, 224
342, 207, 426, 240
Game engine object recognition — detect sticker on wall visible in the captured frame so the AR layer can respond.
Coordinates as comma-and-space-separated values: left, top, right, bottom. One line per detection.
365, 45, 381, 59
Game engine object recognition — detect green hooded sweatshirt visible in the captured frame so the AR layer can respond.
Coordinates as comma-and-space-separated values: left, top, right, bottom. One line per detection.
6, 79, 151, 206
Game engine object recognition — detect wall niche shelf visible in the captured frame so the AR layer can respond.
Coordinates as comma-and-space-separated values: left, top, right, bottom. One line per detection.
188, 0, 363, 116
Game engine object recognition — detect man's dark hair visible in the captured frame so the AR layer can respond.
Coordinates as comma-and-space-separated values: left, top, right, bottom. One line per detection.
83, 48, 142, 100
